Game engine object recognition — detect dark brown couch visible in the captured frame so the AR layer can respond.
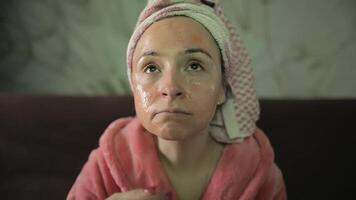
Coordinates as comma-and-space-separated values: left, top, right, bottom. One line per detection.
0, 94, 355, 200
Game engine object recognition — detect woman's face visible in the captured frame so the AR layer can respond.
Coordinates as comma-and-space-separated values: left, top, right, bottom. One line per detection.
131, 16, 225, 141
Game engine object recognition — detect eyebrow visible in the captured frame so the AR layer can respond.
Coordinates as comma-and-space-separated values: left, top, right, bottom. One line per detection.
140, 48, 212, 59
184, 48, 212, 58
141, 51, 159, 57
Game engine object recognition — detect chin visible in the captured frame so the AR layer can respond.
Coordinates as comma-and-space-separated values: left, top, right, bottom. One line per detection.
157, 135, 182, 141
153, 126, 195, 141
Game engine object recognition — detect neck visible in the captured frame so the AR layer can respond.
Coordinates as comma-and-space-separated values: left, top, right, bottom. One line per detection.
155, 128, 223, 171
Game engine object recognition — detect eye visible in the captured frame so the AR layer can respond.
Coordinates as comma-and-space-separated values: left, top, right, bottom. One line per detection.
187, 62, 204, 71
143, 64, 160, 73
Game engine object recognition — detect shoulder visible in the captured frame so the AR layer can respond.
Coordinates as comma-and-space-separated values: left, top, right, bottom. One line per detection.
253, 128, 287, 199
253, 128, 275, 157
100, 117, 136, 140
98, 117, 135, 145
225, 128, 277, 181
67, 117, 151, 198
224, 128, 274, 161
98, 116, 145, 158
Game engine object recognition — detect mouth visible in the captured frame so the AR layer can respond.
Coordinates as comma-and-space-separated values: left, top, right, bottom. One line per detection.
155, 108, 192, 116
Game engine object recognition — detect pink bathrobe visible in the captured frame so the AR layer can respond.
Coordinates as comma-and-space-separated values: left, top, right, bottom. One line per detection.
67, 117, 286, 200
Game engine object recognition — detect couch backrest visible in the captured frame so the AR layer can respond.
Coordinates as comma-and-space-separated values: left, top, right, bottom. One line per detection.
0, 94, 355, 200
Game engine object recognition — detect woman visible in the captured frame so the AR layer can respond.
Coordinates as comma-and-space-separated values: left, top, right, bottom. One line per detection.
67, 0, 286, 199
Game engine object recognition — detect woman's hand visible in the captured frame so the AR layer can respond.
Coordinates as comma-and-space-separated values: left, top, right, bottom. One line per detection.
106, 188, 170, 200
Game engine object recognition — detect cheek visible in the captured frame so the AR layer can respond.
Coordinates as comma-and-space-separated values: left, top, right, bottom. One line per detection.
186, 75, 221, 102
134, 84, 153, 113
187, 74, 223, 119
187, 81, 220, 119
132, 72, 158, 118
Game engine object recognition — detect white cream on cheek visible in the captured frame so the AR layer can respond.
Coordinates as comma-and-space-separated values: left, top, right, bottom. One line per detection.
136, 84, 155, 113
133, 72, 155, 113
186, 72, 220, 99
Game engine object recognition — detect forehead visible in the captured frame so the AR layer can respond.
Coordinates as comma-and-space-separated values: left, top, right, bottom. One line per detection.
133, 16, 220, 61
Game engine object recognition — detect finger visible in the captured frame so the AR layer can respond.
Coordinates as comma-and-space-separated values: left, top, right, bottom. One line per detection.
106, 189, 148, 200
145, 192, 167, 200
145, 190, 172, 200
143, 187, 173, 200
105, 188, 166, 200
139, 188, 167, 200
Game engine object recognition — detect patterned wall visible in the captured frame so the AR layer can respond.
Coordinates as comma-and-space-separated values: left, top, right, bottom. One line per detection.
1, 0, 355, 98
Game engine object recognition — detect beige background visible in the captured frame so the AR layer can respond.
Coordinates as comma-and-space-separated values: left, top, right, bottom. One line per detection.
1, 0, 355, 98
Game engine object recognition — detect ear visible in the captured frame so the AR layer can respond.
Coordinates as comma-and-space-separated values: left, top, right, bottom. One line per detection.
217, 84, 226, 105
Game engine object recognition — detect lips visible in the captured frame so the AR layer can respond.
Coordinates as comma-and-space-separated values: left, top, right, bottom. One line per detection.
155, 108, 192, 116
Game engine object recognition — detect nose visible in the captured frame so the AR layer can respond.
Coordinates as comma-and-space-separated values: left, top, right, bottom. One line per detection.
162, 88, 183, 97
159, 70, 185, 99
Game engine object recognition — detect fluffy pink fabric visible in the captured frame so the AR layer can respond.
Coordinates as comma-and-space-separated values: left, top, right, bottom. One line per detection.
67, 117, 286, 200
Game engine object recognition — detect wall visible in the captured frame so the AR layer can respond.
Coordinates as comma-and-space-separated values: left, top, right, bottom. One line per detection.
1, 0, 355, 98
